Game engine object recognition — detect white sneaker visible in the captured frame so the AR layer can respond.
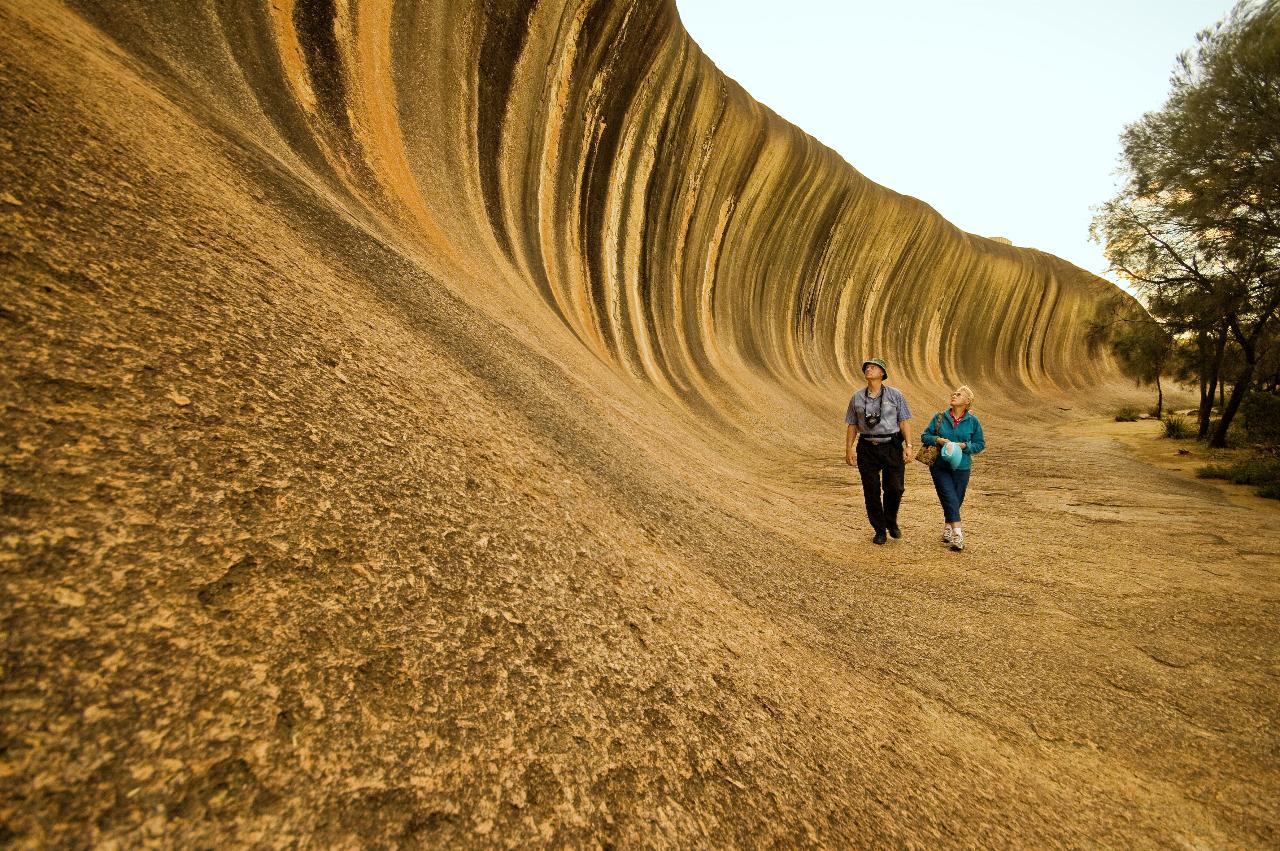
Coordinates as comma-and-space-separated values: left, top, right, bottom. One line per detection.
942, 527, 953, 544
950, 535, 965, 552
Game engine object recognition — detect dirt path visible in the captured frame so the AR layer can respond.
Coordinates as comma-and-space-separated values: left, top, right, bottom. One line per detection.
726, 405, 1280, 845
1069, 415, 1280, 515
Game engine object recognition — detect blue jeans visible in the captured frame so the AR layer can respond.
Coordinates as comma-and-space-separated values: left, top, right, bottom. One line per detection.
930, 465, 971, 523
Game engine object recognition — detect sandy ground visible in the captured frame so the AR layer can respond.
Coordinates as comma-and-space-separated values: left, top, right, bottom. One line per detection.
1077, 415, 1280, 515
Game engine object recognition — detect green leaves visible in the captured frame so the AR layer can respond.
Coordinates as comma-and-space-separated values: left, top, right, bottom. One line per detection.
1091, 1, 1280, 446
1095, 2, 1279, 311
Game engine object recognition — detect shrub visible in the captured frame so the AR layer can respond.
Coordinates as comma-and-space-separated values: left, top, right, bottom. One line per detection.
1114, 405, 1143, 422
1242, 392, 1280, 446
1204, 418, 1247, 448
1195, 456, 1280, 498
1256, 482, 1280, 500
1162, 414, 1192, 439
1147, 405, 1163, 418
1227, 457, 1280, 485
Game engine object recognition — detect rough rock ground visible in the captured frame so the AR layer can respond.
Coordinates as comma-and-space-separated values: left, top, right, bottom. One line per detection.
2, 1, 1278, 848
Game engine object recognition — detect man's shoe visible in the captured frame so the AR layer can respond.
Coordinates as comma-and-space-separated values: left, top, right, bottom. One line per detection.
950, 535, 965, 552
887, 524, 902, 539
873, 531, 888, 545
942, 527, 953, 544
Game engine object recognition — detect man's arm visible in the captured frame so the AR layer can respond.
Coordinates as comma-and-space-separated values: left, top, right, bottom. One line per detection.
845, 424, 856, 466
895, 389, 914, 463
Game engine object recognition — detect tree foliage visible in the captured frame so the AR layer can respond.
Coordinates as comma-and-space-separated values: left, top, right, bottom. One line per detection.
1091, 1, 1280, 446
1087, 296, 1175, 416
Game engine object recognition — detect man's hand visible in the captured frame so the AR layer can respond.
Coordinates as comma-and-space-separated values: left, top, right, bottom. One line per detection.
845, 451, 855, 466
902, 444, 913, 464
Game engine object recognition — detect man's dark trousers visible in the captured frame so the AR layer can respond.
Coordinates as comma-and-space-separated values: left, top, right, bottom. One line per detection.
856, 436, 905, 533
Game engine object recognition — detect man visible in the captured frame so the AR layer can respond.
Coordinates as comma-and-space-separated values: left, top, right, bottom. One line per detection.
844, 358, 913, 544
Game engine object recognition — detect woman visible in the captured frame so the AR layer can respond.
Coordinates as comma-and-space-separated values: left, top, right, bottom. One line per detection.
920, 385, 985, 551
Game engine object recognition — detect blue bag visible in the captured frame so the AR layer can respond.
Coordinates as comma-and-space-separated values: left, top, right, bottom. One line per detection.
940, 440, 963, 469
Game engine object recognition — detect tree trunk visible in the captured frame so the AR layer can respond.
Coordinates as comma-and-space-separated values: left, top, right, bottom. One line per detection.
1210, 361, 1255, 448
1155, 375, 1164, 419
1202, 373, 1218, 437
1197, 368, 1208, 427
1199, 329, 1226, 439
1213, 306, 1276, 447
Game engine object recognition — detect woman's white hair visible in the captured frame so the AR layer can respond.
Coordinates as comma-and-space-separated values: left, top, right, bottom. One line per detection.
954, 385, 975, 410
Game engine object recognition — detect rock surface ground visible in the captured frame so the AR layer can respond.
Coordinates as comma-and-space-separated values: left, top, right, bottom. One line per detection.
2, 1, 1278, 848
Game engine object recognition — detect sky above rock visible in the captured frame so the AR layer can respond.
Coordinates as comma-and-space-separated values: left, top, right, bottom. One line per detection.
676, 0, 1234, 288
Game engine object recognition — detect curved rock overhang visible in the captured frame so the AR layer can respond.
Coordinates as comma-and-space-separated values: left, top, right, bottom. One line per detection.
62, 0, 1126, 410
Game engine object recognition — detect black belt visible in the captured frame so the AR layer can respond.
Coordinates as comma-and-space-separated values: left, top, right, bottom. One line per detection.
859, 432, 901, 444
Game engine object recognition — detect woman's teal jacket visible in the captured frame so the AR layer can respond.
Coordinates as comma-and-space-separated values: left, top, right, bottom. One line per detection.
921, 412, 986, 470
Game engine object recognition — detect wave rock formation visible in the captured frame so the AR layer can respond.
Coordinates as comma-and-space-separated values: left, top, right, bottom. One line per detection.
9, 1, 1273, 849
64, 0, 1111, 405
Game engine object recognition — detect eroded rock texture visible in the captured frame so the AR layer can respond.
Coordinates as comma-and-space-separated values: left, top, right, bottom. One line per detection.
6, 1, 1277, 849
64, 0, 1111, 402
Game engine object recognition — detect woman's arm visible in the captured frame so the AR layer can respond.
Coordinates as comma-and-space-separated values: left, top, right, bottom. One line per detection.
966, 419, 985, 455
921, 414, 939, 446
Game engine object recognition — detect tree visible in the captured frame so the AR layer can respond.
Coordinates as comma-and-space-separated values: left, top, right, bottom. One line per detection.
1087, 297, 1175, 416
1166, 316, 1232, 437
1091, 1, 1280, 447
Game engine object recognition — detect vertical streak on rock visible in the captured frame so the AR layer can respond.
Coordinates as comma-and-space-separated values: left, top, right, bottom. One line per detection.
662, 75, 716, 398
212, 0, 350, 195
291, 0, 378, 194
1033, 271, 1064, 390
699, 103, 769, 378
801, 187, 854, 386
611, 40, 683, 390
345, 0, 457, 257
475, 0, 538, 262
576, 1, 673, 366
292, 0, 345, 131
564, 0, 634, 360
532, 0, 603, 352
699, 196, 740, 403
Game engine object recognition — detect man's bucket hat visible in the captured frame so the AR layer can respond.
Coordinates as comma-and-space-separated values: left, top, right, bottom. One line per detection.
862, 358, 888, 379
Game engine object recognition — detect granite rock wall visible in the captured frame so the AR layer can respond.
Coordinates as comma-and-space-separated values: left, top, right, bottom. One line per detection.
66, 0, 1120, 404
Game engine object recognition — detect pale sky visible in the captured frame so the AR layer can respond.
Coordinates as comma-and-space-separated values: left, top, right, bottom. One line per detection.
675, 0, 1235, 286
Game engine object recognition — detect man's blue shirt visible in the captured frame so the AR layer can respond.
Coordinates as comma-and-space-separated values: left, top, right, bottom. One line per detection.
845, 385, 912, 440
